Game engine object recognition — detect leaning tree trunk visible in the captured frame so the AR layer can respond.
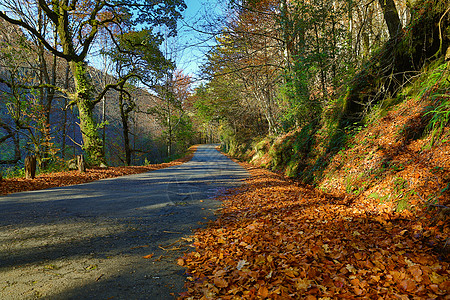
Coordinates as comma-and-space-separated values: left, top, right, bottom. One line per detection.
70, 61, 104, 166
378, 0, 402, 39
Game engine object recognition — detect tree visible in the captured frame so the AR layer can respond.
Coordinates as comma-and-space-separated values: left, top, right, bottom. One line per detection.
0, 18, 61, 167
377, 0, 402, 39
149, 69, 194, 157
0, 0, 186, 165
107, 29, 170, 165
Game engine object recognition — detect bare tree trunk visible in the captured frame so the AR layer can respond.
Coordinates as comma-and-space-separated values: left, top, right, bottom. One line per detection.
119, 91, 132, 166
378, 0, 402, 39
77, 154, 86, 172
25, 155, 37, 179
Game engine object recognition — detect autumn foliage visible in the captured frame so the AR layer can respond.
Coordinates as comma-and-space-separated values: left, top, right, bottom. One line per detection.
179, 163, 449, 299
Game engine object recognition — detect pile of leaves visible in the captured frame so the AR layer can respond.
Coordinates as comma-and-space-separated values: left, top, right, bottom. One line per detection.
179, 163, 449, 299
0, 146, 197, 196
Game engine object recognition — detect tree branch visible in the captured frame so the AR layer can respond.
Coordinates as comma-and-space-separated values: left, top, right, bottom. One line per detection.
0, 11, 70, 61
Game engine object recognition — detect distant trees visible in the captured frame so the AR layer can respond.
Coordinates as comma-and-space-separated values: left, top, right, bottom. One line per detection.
149, 69, 195, 157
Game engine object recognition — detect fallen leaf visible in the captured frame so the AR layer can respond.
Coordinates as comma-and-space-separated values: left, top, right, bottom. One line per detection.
346, 264, 357, 274
143, 254, 154, 259
258, 286, 269, 297
295, 278, 311, 291
430, 272, 446, 284
408, 265, 422, 281
400, 279, 416, 292
177, 258, 185, 266
236, 260, 248, 270
214, 277, 228, 288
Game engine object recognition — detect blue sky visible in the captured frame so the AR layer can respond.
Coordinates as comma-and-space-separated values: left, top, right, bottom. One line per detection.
86, 0, 225, 84
173, 0, 226, 80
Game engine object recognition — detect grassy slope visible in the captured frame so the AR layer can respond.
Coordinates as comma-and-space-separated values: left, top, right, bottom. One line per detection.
228, 59, 450, 258
242, 60, 450, 211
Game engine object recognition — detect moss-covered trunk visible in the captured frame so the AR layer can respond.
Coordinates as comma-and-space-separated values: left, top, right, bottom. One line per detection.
342, 0, 450, 123
70, 61, 104, 165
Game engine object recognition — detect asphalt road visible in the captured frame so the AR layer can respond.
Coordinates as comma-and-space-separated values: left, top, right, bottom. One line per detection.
0, 145, 248, 299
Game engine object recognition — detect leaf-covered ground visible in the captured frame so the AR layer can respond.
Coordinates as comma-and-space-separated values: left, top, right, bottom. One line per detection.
0, 147, 196, 196
179, 162, 449, 299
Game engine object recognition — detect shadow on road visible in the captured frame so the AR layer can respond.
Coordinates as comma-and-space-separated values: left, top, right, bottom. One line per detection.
0, 145, 248, 299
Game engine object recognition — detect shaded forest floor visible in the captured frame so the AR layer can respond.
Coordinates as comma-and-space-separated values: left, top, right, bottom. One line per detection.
0, 146, 197, 196
179, 159, 449, 299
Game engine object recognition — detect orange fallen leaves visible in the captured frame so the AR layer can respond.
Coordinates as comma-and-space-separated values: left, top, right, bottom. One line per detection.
179, 164, 449, 299
0, 146, 197, 196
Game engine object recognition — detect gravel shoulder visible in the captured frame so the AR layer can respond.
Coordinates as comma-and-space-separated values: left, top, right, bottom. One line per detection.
0, 145, 248, 299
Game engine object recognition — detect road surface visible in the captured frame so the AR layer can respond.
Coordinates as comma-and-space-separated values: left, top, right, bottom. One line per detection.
0, 145, 248, 299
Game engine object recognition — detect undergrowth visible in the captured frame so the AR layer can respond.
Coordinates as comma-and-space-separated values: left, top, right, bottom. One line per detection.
237, 58, 450, 214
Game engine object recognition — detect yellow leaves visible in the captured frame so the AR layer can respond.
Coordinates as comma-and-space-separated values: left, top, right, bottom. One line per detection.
217, 237, 226, 244
430, 272, 446, 284
345, 264, 357, 274
177, 258, 185, 266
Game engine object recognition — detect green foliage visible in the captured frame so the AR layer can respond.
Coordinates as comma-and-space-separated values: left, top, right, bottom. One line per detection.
393, 59, 450, 147
368, 192, 390, 204
171, 114, 196, 152
392, 177, 416, 212
425, 94, 450, 147
2, 164, 25, 179
279, 64, 314, 131
268, 121, 318, 177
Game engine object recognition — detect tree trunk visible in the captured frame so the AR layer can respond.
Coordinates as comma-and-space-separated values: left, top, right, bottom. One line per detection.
61, 62, 70, 159
119, 91, 131, 166
378, 0, 402, 39
25, 155, 37, 179
70, 61, 104, 165
77, 154, 86, 172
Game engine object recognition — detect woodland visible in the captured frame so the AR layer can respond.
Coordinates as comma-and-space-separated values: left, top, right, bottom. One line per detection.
0, 0, 196, 173
0, 0, 449, 298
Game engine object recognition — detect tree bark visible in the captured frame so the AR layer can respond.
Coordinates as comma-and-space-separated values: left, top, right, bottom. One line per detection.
77, 154, 86, 172
70, 61, 104, 165
25, 155, 37, 179
378, 0, 402, 39
119, 91, 132, 166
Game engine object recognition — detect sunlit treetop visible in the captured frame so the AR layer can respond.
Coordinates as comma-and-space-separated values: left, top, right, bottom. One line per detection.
0, 0, 187, 62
